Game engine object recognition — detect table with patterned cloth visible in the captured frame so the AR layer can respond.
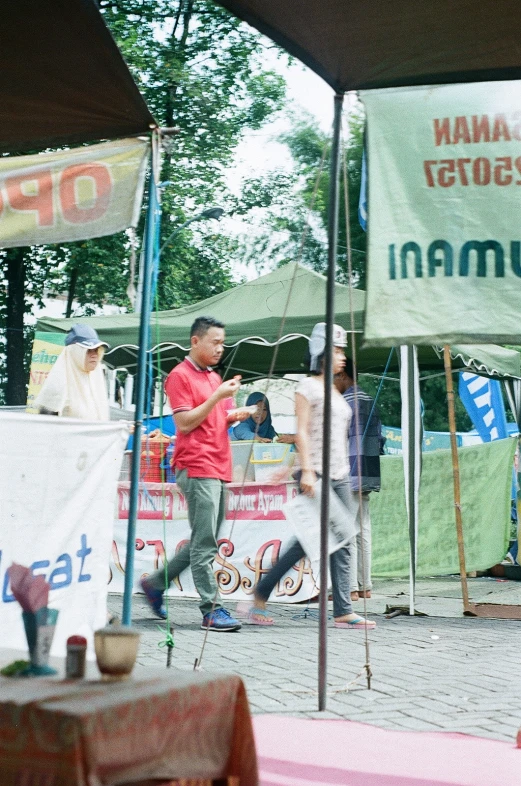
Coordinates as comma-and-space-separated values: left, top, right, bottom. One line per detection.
0, 669, 257, 786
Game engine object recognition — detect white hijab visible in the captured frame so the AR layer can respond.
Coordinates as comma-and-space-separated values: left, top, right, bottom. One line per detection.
35, 343, 110, 421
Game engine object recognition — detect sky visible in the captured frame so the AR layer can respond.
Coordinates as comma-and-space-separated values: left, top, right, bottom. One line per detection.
230, 56, 335, 188
220, 50, 363, 281
221, 56, 338, 280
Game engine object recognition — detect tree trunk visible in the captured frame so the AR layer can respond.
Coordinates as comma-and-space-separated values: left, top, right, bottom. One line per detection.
5, 247, 27, 405
66, 267, 79, 317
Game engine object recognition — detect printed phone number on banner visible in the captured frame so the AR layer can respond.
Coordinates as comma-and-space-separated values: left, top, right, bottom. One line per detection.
423, 157, 521, 188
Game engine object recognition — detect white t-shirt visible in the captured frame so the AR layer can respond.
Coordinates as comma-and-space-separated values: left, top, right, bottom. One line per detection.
295, 376, 351, 479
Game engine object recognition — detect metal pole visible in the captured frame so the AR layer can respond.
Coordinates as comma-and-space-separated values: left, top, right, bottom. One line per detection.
319, 92, 344, 711
122, 161, 158, 626
443, 345, 470, 612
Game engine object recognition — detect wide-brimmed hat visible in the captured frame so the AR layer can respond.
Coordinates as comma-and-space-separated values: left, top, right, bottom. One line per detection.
65, 324, 109, 350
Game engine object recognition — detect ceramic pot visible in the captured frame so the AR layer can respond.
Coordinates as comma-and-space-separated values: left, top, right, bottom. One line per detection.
94, 625, 140, 680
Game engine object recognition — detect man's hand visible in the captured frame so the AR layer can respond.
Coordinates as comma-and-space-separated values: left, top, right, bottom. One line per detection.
214, 374, 242, 401
175, 375, 242, 435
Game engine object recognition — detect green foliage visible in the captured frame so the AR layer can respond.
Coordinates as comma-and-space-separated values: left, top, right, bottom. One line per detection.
234, 106, 367, 284
420, 376, 472, 433
0, 0, 289, 400
360, 372, 473, 433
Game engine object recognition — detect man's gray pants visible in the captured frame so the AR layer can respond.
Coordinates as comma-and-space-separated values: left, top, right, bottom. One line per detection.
145, 469, 225, 617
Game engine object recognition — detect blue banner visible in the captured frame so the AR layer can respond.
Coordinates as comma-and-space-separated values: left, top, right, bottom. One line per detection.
458, 372, 508, 442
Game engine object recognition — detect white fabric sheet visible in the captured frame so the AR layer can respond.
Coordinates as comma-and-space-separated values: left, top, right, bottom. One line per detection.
0, 413, 127, 656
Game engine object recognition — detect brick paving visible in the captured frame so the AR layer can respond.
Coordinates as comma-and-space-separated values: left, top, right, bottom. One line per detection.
108, 575, 521, 743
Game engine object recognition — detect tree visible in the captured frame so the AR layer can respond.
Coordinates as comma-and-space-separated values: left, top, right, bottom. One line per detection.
232, 107, 367, 284
359, 371, 473, 433
0, 0, 289, 402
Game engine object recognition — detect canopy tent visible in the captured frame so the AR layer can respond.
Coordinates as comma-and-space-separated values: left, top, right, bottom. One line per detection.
11, 0, 521, 680
36, 263, 521, 380
214, 0, 521, 92
0, 0, 155, 153
211, 2, 521, 682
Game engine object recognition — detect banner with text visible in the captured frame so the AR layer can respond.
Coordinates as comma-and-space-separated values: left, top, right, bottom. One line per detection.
113, 481, 316, 602
362, 81, 521, 346
0, 137, 149, 248
113, 437, 513, 597
26, 332, 65, 413
0, 413, 128, 656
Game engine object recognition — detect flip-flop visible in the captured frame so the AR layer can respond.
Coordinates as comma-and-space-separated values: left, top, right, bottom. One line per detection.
248, 608, 274, 626
334, 616, 376, 629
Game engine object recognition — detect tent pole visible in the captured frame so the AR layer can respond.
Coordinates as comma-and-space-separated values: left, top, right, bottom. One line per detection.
399, 346, 420, 616
122, 159, 158, 626
443, 345, 470, 612
319, 91, 344, 712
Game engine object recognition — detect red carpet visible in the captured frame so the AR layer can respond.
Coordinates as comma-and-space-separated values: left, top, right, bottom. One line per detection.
254, 715, 521, 786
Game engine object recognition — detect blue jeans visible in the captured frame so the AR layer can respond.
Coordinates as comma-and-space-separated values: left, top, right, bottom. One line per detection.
255, 476, 353, 617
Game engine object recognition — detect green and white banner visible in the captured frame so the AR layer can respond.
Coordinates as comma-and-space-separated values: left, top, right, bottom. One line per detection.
362, 81, 521, 346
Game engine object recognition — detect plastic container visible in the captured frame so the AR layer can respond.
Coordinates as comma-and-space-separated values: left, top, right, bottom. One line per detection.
140, 450, 162, 483
231, 440, 256, 483
250, 443, 295, 483
161, 442, 176, 483
140, 436, 172, 483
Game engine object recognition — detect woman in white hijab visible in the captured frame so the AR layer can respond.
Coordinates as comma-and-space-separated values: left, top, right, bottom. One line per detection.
35, 324, 110, 421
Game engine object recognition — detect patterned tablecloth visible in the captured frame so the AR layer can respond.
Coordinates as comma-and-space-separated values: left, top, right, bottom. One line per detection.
0, 670, 257, 786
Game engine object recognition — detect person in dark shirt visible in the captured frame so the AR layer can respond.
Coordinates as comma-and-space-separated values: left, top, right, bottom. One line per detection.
334, 358, 385, 600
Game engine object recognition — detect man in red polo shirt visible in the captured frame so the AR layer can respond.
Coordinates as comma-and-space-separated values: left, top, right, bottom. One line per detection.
141, 316, 253, 631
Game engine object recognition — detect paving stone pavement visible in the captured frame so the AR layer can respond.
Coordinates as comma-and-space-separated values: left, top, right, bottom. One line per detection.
108, 576, 521, 743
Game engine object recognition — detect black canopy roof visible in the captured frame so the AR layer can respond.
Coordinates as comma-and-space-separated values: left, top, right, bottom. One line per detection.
0, 0, 155, 153
216, 0, 521, 92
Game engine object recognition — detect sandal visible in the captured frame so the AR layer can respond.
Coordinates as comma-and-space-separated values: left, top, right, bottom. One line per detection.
234, 601, 274, 625
248, 608, 274, 626
334, 615, 376, 629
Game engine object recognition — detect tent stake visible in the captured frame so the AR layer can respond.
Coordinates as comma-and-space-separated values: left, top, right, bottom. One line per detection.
443, 345, 470, 612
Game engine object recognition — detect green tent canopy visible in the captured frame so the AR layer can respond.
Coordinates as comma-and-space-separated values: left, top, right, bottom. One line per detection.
36, 263, 521, 380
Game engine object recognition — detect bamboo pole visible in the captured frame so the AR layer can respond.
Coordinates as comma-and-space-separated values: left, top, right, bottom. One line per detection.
443, 345, 470, 612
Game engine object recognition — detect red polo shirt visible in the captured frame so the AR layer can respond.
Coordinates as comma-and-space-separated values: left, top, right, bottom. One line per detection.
166, 357, 233, 482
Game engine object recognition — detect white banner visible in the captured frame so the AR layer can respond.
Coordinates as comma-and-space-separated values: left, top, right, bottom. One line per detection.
0, 137, 149, 248
362, 81, 521, 346
0, 414, 128, 656
112, 481, 319, 602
